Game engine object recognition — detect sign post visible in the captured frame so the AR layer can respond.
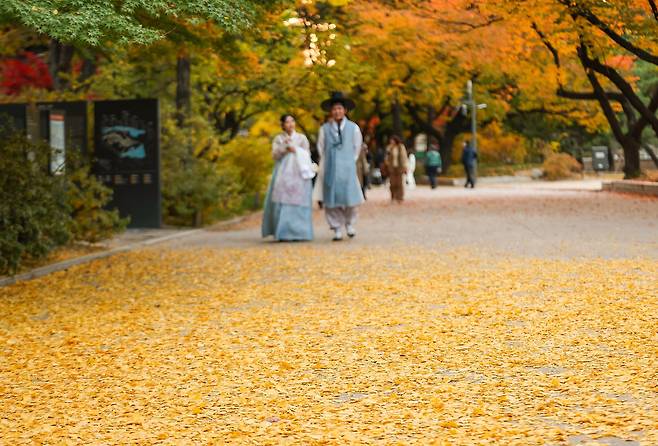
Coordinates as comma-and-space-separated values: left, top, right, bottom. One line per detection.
93, 99, 161, 228
49, 111, 66, 174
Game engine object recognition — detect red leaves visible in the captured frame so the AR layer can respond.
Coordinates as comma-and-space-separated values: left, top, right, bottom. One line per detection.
0, 52, 52, 95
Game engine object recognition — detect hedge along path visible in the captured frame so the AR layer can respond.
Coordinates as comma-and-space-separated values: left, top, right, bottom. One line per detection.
0, 247, 656, 445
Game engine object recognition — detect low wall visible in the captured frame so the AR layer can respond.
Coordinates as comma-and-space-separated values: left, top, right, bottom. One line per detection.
603, 180, 658, 197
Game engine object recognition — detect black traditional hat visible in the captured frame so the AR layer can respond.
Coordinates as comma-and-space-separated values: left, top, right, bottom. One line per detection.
321, 91, 356, 112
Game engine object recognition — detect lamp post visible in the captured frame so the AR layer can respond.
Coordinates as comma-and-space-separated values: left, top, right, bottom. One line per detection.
464, 80, 487, 152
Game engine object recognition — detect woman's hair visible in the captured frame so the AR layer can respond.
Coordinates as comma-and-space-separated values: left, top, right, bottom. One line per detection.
280, 114, 295, 126
390, 135, 402, 145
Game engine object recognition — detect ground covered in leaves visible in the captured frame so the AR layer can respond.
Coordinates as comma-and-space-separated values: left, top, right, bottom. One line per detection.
1, 247, 656, 445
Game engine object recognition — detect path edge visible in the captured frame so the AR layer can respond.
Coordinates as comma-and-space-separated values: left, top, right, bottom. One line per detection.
0, 229, 202, 288
603, 180, 658, 197
0, 213, 260, 288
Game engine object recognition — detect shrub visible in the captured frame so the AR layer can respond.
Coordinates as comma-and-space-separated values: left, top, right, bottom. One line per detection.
477, 121, 528, 164
0, 130, 70, 274
0, 123, 127, 275
542, 152, 583, 181
66, 161, 129, 243
161, 118, 245, 226
218, 133, 273, 207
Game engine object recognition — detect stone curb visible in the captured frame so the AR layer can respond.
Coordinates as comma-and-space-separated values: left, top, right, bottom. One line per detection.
0, 228, 203, 288
0, 213, 258, 288
603, 180, 658, 197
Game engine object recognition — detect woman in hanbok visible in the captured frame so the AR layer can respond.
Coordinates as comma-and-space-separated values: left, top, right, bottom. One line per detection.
262, 114, 315, 241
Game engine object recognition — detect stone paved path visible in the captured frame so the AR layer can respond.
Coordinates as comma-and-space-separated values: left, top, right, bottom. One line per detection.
176, 183, 658, 259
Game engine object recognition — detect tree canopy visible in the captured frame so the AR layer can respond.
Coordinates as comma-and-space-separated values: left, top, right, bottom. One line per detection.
0, 0, 269, 46
1, 0, 657, 178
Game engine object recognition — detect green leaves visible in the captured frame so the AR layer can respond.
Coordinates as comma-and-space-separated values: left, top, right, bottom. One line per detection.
0, 124, 127, 275
0, 126, 70, 274
0, 0, 263, 47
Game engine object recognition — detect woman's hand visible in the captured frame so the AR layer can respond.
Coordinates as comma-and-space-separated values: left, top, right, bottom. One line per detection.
287, 146, 297, 153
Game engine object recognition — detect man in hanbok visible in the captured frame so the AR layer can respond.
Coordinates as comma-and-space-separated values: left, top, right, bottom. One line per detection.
316, 92, 364, 241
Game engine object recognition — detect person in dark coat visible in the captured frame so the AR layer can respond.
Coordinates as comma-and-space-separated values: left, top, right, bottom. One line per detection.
461, 140, 478, 188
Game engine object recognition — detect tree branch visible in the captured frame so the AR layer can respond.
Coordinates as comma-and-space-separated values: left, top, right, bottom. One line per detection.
631, 88, 658, 138
508, 106, 583, 118
580, 44, 658, 135
435, 16, 503, 32
559, 0, 658, 65
650, 0, 658, 21
532, 23, 624, 103
577, 44, 626, 144
406, 102, 443, 141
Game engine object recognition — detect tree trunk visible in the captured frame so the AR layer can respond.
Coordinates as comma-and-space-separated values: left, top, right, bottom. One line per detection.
405, 102, 469, 175
427, 105, 436, 141
440, 132, 457, 175
621, 136, 642, 178
392, 98, 403, 137
176, 55, 191, 127
48, 39, 74, 91
440, 113, 469, 175
79, 56, 96, 82
577, 47, 643, 179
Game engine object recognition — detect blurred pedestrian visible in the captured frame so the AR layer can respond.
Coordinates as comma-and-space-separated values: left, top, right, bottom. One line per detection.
313, 116, 333, 210
385, 135, 409, 202
262, 114, 315, 241
425, 141, 442, 189
374, 145, 387, 184
406, 148, 417, 190
356, 143, 370, 200
462, 140, 478, 188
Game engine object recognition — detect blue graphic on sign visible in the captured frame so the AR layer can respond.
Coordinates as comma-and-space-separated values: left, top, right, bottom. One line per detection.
102, 125, 146, 159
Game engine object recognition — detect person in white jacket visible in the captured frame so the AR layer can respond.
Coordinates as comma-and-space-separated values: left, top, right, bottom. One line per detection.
406, 151, 417, 190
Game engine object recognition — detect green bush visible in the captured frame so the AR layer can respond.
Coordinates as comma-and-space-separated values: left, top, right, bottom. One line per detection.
67, 161, 129, 243
0, 131, 71, 275
0, 125, 127, 275
542, 153, 583, 181
218, 133, 273, 202
161, 118, 245, 226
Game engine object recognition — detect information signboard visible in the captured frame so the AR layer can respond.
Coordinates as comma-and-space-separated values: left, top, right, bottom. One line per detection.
93, 99, 161, 228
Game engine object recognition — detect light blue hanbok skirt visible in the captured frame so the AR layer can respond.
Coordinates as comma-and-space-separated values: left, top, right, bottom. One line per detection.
262, 162, 314, 241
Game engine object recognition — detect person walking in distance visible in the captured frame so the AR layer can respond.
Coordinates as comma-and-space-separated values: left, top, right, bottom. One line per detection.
356, 142, 370, 200
462, 140, 478, 188
425, 141, 442, 189
316, 92, 364, 241
384, 135, 409, 202
406, 149, 417, 190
